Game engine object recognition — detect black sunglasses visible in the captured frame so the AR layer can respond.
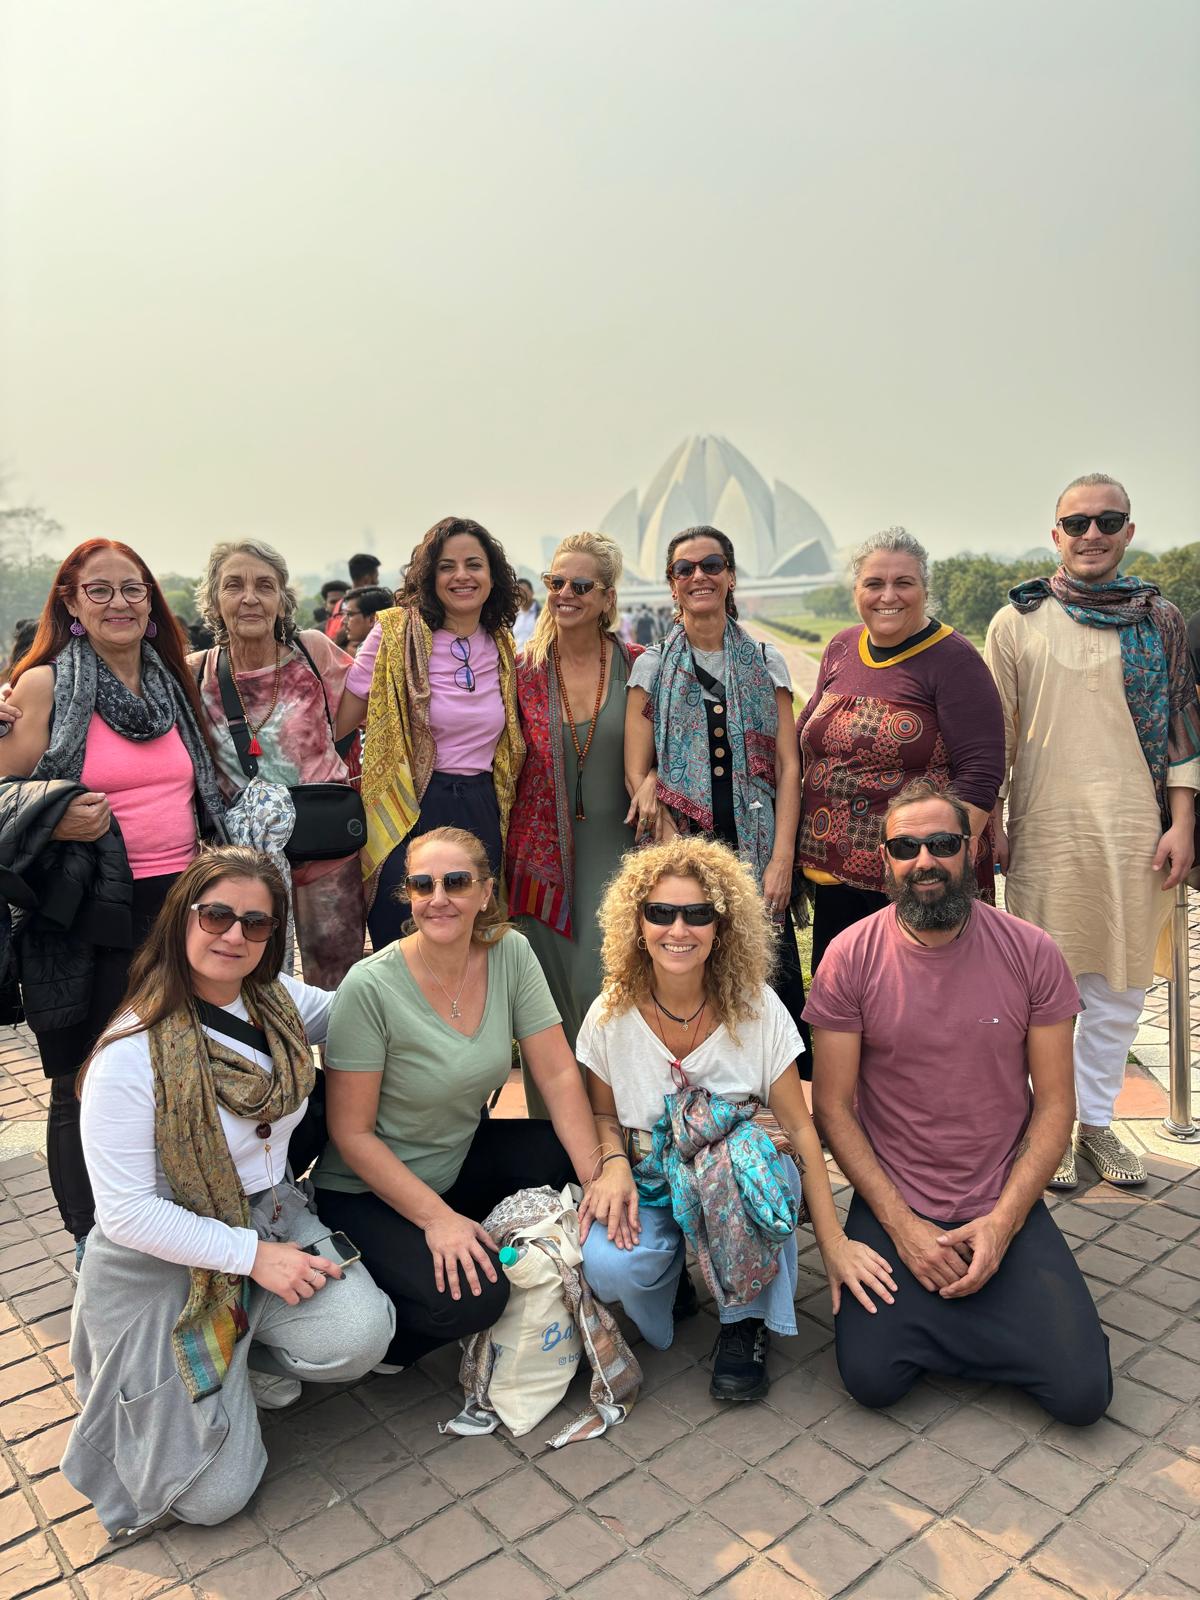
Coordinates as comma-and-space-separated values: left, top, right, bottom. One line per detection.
191, 902, 279, 941
404, 872, 487, 899
1056, 512, 1129, 538
668, 555, 729, 580
642, 901, 718, 926
542, 573, 598, 596
883, 833, 969, 861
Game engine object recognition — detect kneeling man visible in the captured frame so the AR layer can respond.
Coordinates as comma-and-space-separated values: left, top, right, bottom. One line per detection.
807, 778, 1111, 1425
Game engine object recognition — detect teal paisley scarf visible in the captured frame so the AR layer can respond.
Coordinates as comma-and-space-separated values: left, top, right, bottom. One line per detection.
1009, 570, 1200, 821
649, 619, 778, 883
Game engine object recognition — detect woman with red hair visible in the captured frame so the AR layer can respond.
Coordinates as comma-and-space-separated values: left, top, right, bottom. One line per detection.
0, 539, 226, 1254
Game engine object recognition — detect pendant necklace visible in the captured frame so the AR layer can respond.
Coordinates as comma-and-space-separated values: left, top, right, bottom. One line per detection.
650, 991, 706, 1025
231, 644, 284, 759
552, 632, 607, 821
416, 937, 472, 1020
651, 993, 708, 1081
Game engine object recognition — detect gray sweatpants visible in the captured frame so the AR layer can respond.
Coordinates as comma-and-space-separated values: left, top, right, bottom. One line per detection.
67, 1186, 395, 1533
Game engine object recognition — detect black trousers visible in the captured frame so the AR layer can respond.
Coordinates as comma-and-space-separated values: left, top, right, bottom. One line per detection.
366, 771, 502, 950
36, 872, 178, 1240
810, 882, 888, 977
835, 1193, 1112, 1427
316, 1116, 575, 1367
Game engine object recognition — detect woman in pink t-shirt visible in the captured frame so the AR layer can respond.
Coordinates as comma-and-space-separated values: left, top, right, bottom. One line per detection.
336, 518, 525, 950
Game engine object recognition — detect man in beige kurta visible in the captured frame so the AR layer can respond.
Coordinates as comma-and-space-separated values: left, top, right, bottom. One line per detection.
984, 473, 1198, 1189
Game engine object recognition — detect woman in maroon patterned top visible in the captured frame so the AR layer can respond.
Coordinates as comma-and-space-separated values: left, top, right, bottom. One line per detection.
796, 528, 1004, 974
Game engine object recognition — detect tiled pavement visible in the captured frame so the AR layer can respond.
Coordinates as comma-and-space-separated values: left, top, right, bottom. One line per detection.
2, 1013, 1200, 1600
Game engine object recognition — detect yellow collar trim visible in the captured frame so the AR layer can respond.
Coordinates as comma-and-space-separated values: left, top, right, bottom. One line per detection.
857, 622, 953, 669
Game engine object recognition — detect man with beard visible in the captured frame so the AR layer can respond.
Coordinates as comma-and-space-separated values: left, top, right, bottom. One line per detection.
806, 779, 1112, 1424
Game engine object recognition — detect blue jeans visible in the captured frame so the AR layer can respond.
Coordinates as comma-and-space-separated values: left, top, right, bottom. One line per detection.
582, 1155, 802, 1348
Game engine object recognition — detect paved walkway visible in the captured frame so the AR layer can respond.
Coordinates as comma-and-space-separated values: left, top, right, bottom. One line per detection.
1, 1009, 1198, 1600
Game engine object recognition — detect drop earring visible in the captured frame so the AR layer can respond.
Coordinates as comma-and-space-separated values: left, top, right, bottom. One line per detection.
144, 619, 158, 639
69, 619, 85, 637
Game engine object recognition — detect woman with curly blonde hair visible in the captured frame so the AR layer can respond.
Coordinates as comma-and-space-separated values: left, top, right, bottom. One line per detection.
577, 837, 894, 1403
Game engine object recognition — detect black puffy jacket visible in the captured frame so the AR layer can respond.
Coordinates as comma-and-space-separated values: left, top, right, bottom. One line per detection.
0, 778, 135, 1033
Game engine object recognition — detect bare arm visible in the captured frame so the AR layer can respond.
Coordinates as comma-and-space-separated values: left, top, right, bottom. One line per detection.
1153, 784, 1196, 890
334, 687, 368, 743
937, 1017, 1074, 1298
811, 1026, 969, 1292
764, 686, 801, 908
576, 1072, 640, 1248
0, 667, 53, 777
623, 685, 674, 838
768, 1063, 897, 1314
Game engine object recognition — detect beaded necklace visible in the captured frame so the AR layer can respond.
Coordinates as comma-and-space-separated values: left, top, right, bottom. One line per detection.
552, 631, 608, 821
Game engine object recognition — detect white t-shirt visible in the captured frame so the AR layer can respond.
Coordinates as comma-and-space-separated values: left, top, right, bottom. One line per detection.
576, 988, 803, 1132
81, 975, 332, 1278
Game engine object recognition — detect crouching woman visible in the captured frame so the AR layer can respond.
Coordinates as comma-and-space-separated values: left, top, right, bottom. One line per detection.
62, 846, 394, 1537
578, 837, 895, 1403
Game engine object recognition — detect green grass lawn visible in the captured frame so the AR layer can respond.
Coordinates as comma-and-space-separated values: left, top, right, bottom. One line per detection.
756, 612, 852, 647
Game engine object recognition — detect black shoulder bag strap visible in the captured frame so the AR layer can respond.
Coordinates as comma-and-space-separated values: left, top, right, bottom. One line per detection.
215, 648, 259, 779
291, 632, 359, 760
194, 997, 270, 1055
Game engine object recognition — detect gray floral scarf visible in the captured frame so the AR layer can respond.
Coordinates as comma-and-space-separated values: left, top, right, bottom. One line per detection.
34, 637, 226, 834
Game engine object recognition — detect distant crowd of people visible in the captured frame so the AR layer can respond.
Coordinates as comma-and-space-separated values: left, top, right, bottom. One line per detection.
0, 470, 1192, 1534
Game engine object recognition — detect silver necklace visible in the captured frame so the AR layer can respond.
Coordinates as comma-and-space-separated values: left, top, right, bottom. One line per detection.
416, 937, 472, 1019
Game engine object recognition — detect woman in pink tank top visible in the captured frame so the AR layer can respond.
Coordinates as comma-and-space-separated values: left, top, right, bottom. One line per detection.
0, 539, 226, 1251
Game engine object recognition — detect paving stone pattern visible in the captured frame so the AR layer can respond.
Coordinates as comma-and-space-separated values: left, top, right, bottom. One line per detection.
2, 1101, 1200, 1600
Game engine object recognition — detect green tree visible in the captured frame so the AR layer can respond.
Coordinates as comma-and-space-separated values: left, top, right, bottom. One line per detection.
1143, 544, 1200, 618
803, 583, 854, 618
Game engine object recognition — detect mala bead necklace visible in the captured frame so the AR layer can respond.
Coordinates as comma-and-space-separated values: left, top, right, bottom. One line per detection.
552, 631, 607, 821
231, 644, 284, 758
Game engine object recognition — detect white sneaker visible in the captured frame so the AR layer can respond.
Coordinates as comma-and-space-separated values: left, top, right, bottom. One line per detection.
249, 1371, 302, 1410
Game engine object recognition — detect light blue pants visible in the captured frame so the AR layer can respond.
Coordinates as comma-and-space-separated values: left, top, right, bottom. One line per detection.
582, 1156, 802, 1349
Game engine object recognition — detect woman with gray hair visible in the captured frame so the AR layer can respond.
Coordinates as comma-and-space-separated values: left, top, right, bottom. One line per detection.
191, 540, 365, 987
796, 527, 1004, 973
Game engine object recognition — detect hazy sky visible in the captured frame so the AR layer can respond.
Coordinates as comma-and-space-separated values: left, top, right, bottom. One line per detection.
2, 0, 1197, 582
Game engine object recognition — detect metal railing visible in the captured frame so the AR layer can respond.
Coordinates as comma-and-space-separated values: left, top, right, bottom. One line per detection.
1163, 882, 1200, 1142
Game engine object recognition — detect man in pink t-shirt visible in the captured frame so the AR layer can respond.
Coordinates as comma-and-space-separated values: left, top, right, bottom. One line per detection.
807, 779, 1111, 1427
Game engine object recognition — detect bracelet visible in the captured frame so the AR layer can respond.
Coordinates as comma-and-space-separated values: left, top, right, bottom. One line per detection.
600, 1152, 631, 1168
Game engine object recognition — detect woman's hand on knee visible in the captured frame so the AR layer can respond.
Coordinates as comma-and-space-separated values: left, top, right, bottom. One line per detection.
251, 1241, 343, 1306
819, 1233, 897, 1316
424, 1210, 499, 1301
580, 1163, 640, 1249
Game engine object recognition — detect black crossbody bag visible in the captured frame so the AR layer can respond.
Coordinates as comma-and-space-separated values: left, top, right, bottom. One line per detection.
215, 642, 366, 864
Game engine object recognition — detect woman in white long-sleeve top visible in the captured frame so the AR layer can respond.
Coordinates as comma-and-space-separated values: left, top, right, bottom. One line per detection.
62, 846, 394, 1539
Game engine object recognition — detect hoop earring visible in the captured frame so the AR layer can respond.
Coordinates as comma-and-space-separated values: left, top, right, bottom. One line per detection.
69, 619, 86, 637
713, 936, 722, 948
637, 936, 647, 950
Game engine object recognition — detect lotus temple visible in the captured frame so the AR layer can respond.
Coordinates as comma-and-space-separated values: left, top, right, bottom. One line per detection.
540, 434, 840, 607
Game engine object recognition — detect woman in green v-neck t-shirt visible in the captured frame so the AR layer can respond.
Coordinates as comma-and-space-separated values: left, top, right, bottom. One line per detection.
313, 826, 601, 1371
316, 931, 560, 1195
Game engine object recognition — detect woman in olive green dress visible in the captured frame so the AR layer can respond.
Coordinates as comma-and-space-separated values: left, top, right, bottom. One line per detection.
506, 533, 643, 1115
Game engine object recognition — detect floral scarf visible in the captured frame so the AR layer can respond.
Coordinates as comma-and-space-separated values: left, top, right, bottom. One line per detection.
1010, 570, 1200, 822
633, 1087, 800, 1310
360, 605, 524, 907
506, 638, 638, 939
650, 619, 778, 883
148, 981, 314, 1401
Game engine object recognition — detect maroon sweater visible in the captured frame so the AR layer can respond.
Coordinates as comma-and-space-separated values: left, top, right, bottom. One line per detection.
795, 625, 1004, 893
